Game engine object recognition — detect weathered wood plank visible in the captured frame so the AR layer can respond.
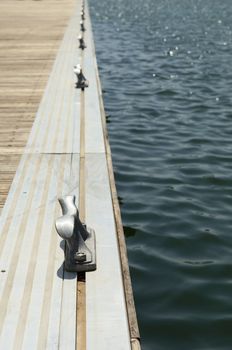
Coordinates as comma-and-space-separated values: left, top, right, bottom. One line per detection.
0, 0, 140, 349
0, 1, 81, 347
58, 154, 80, 350
83, 7, 105, 154
0, 0, 75, 208
0, 154, 79, 350
27, 7, 81, 155
93, 30, 141, 345
86, 3, 140, 346
85, 154, 131, 350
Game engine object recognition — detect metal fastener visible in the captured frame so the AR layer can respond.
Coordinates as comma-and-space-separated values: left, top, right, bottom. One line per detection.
55, 196, 96, 272
80, 20, 85, 32
73, 64, 89, 90
78, 35, 86, 50
74, 252, 86, 263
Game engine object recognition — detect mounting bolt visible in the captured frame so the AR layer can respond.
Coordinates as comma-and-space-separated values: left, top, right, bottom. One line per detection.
74, 252, 86, 263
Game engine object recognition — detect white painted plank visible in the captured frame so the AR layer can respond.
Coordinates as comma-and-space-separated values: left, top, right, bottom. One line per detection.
0, 154, 79, 349
71, 90, 81, 154
18, 155, 78, 350
26, 29, 72, 153
47, 154, 80, 350
83, 6, 105, 154
1, 1, 134, 349
26, 6, 81, 155
0, 153, 32, 227
0, 154, 28, 221
59, 270, 77, 350
21, 155, 65, 349
0, 154, 41, 298
0, 155, 52, 350
85, 154, 131, 350
43, 28, 80, 154
0, 1, 82, 348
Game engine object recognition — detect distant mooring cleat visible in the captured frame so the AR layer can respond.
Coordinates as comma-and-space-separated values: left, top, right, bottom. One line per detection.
78, 34, 86, 50
81, 10, 85, 20
80, 20, 85, 32
55, 196, 96, 272
73, 64, 89, 90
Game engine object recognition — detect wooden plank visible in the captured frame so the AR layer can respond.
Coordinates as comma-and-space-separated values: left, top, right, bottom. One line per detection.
26, 6, 82, 155
86, 3, 141, 346
106, 146, 141, 348
84, 2, 140, 349
0, 155, 79, 350
85, 154, 131, 350
59, 269, 77, 350
0, 154, 42, 299
83, 6, 105, 154
0, 1, 140, 349
58, 154, 80, 350
26, 155, 76, 350
93, 28, 141, 346
0, 2, 81, 348
0, 0, 76, 209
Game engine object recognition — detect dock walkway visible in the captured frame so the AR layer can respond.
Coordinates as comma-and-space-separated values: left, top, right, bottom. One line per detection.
0, 0, 75, 209
0, 0, 140, 349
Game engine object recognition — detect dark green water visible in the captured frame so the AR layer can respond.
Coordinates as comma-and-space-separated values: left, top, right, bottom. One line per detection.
89, 0, 232, 349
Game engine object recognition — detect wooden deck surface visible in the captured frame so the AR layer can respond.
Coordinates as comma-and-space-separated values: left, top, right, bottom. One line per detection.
0, 0, 75, 209
0, 1, 140, 348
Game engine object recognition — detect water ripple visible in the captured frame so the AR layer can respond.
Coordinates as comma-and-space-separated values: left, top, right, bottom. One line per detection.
90, 0, 232, 348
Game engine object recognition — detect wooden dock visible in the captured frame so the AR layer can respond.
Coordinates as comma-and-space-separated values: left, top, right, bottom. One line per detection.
0, 0, 140, 349
0, 0, 75, 209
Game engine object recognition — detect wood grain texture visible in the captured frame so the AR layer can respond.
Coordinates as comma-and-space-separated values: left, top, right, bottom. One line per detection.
0, 154, 79, 350
87, 3, 141, 347
85, 154, 131, 350
0, 0, 140, 348
0, 1, 80, 348
0, 0, 75, 209
83, 9, 105, 154
82, 6, 132, 350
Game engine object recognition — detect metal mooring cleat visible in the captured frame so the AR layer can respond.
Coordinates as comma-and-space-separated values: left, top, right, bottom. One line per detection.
78, 34, 86, 50
55, 196, 96, 272
81, 10, 85, 20
73, 64, 89, 90
80, 20, 85, 32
